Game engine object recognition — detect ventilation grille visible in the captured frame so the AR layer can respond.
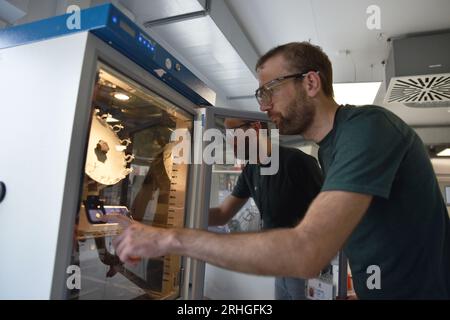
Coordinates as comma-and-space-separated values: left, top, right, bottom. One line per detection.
385, 73, 450, 108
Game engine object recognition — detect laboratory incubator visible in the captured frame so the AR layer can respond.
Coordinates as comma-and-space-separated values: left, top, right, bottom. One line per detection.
0, 3, 213, 299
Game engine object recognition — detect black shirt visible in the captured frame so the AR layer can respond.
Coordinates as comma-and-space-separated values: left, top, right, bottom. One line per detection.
232, 146, 323, 229
319, 105, 450, 299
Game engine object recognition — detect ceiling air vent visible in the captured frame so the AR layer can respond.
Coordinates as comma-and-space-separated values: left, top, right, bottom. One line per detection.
384, 73, 450, 108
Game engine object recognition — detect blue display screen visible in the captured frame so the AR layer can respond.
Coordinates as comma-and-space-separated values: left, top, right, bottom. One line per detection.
119, 20, 136, 38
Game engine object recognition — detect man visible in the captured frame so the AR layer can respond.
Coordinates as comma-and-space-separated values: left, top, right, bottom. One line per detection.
107, 42, 450, 299
209, 118, 323, 299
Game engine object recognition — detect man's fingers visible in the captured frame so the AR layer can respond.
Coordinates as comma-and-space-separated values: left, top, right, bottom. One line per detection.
109, 221, 151, 264
118, 242, 139, 265
101, 213, 132, 228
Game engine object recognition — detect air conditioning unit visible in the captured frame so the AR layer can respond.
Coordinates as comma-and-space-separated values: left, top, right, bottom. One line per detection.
384, 30, 450, 108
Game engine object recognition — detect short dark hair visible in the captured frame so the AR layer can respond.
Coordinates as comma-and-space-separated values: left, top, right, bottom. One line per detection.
256, 42, 334, 98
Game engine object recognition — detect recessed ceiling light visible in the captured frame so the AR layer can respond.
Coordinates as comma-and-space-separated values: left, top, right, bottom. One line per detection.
437, 148, 450, 157
113, 92, 130, 101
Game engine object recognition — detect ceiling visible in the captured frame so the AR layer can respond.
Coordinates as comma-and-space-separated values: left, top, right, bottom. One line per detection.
226, 0, 450, 85
2, 0, 450, 126
114, 0, 450, 126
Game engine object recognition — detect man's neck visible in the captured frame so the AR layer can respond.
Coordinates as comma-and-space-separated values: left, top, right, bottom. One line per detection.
302, 99, 341, 143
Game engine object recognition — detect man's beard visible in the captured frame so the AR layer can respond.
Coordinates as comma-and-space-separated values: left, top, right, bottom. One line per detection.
276, 90, 315, 135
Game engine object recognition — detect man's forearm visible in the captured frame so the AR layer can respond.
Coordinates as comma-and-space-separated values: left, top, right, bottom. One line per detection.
168, 191, 371, 278
208, 196, 247, 226
168, 227, 320, 278
110, 191, 371, 279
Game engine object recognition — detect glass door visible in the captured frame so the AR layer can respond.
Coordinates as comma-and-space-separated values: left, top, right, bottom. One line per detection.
70, 63, 193, 300
200, 109, 276, 300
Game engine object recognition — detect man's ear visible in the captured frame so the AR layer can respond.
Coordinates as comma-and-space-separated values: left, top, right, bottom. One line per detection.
303, 71, 322, 98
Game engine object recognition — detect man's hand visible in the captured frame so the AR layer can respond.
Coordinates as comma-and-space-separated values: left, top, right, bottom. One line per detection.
102, 214, 141, 264
101, 213, 133, 228
103, 214, 174, 265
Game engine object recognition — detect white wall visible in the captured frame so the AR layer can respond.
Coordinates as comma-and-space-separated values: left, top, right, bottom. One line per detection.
432, 158, 450, 176
0, 32, 89, 299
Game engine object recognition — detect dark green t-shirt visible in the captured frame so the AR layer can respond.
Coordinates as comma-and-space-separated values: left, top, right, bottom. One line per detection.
232, 146, 323, 229
318, 105, 450, 299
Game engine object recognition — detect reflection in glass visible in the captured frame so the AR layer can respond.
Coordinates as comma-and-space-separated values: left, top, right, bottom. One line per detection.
208, 117, 272, 233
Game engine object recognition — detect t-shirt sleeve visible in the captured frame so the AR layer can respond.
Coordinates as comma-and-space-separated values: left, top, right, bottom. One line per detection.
321, 110, 411, 199
231, 167, 251, 199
